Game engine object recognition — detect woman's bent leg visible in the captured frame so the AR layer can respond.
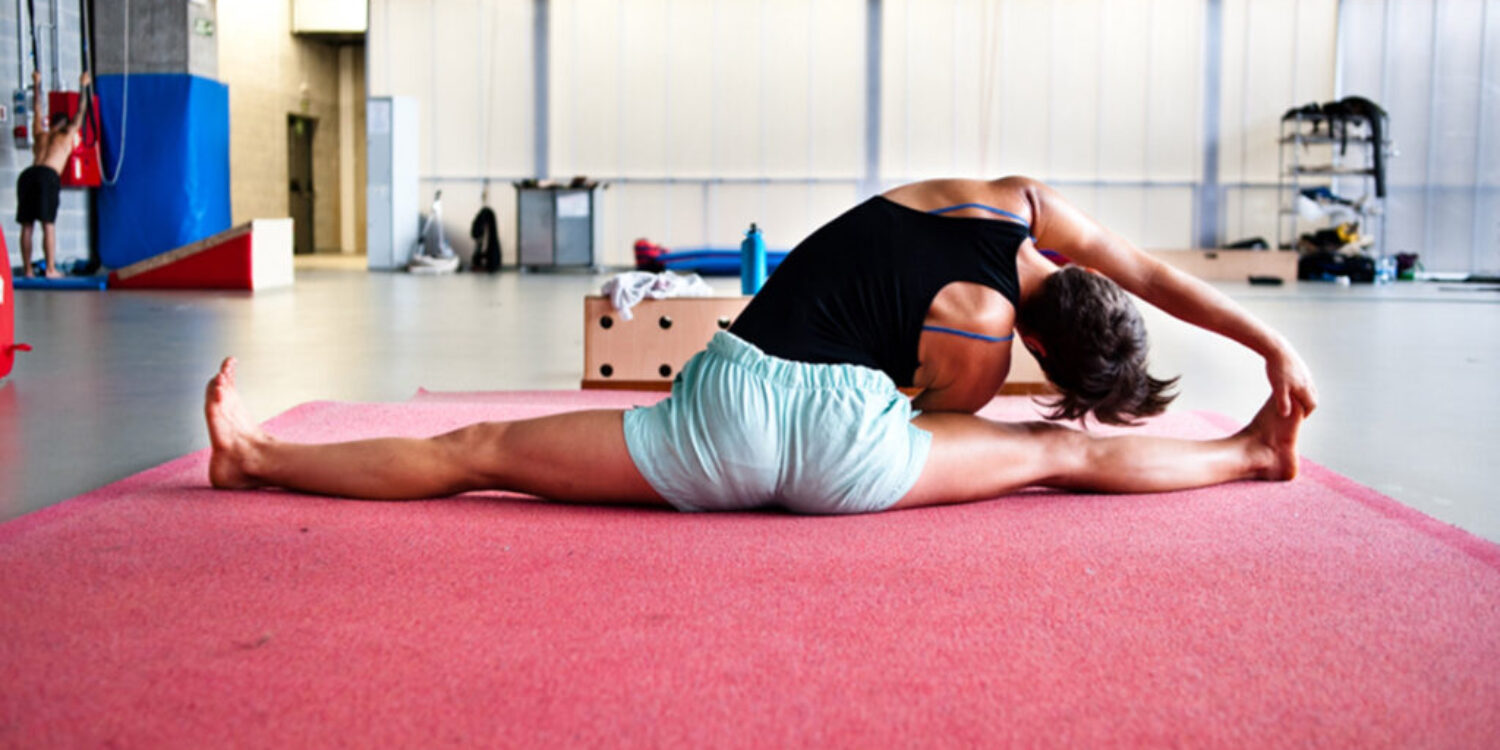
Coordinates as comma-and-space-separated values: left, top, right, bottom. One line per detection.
205, 358, 669, 506
894, 398, 1301, 510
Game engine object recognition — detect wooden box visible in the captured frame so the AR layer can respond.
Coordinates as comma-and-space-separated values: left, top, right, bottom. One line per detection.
1145, 249, 1299, 281
582, 296, 750, 389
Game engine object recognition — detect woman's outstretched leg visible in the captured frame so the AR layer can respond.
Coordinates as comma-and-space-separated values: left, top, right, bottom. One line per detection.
894, 398, 1302, 510
205, 357, 670, 506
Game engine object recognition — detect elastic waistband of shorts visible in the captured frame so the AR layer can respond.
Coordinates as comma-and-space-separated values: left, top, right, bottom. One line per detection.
705, 331, 895, 392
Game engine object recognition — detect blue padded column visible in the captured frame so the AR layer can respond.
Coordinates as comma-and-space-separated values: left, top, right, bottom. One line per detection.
94, 73, 231, 269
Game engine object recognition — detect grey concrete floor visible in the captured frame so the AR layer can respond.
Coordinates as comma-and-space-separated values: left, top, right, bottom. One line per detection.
3, 264, 1498, 542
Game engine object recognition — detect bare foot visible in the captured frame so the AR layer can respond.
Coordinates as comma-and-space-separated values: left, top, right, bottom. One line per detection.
43, 268, 64, 280
205, 357, 270, 489
1239, 397, 1303, 481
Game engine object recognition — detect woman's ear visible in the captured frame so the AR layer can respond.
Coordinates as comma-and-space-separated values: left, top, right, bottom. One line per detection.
1020, 334, 1047, 359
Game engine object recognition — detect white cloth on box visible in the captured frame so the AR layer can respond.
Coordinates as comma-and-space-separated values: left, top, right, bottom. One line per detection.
602, 271, 715, 321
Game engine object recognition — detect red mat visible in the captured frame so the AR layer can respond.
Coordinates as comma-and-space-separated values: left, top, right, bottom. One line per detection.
3, 391, 1498, 747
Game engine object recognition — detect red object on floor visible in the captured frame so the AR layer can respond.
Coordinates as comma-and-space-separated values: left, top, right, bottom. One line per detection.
109, 230, 253, 289
2, 393, 1498, 747
0, 228, 30, 379
107, 219, 293, 290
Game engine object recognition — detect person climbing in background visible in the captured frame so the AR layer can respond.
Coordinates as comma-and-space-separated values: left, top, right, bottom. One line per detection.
16, 69, 90, 279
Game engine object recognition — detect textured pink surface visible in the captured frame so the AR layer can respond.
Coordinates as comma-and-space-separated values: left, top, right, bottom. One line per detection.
2, 392, 1498, 748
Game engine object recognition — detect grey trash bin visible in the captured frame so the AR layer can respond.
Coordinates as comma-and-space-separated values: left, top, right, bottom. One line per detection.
515, 181, 601, 270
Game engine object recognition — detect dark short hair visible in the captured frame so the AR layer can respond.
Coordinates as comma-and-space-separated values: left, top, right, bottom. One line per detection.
49, 112, 70, 129
1017, 266, 1178, 425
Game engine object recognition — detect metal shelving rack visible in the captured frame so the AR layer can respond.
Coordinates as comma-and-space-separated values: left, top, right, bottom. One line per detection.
1277, 112, 1390, 254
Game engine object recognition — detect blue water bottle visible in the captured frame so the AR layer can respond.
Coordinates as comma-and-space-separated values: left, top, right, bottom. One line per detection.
740, 222, 767, 295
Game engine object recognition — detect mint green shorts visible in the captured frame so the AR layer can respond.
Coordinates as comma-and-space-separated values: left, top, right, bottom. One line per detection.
622, 331, 932, 514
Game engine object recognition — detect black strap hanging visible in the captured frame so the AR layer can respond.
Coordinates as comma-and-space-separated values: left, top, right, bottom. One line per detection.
26, 0, 40, 80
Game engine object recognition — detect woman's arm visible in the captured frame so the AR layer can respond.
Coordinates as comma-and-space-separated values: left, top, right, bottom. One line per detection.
1020, 178, 1318, 415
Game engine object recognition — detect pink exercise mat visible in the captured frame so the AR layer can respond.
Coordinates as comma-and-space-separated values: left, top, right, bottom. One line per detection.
1, 393, 1496, 747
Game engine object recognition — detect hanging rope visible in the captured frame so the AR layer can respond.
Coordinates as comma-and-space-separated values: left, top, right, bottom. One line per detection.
83, 0, 128, 185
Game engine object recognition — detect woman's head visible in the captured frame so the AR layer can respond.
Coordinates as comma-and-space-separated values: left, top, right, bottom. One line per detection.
1017, 266, 1177, 425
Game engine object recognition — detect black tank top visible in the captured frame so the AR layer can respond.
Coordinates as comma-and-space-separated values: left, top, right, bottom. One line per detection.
730, 196, 1027, 387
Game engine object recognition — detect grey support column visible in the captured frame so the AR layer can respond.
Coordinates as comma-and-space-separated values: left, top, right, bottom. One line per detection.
860, 0, 881, 199
1194, 0, 1223, 249
533, 0, 549, 180
93, 0, 216, 78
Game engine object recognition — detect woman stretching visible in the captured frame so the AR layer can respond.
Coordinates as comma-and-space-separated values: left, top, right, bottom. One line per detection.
206, 177, 1312, 513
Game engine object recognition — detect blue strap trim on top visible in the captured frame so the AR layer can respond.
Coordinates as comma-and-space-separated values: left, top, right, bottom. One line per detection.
922, 325, 1014, 344
928, 203, 1030, 228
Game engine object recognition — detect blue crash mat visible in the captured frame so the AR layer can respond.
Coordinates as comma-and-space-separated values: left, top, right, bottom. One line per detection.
659, 248, 789, 276
11, 275, 109, 290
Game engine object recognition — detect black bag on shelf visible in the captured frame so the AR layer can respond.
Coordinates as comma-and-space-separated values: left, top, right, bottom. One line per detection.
1298, 250, 1375, 283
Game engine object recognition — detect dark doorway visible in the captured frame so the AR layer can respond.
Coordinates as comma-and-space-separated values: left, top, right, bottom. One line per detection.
287, 115, 317, 255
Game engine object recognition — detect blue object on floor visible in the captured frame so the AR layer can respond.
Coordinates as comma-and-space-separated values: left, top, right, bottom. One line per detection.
11, 275, 109, 290
94, 74, 231, 269
660, 248, 788, 276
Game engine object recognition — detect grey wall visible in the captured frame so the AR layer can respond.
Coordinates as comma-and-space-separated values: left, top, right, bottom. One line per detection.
1, 0, 88, 270
93, 0, 217, 78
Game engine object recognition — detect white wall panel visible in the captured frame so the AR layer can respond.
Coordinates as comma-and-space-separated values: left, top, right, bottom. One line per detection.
294, 0, 369, 34
1048, 2, 1102, 181
662, 1, 714, 179
707, 2, 764, 177
1220, 0, 1338, 184
369, 0, 532, 180
554, 0, 863, 180
553, 0, 621, 179
370, 0, 532, 261
1218, 0, 1337, 245
991, 2, 1052, 178
1098, 1, 1151, 181
482, 0, 537, 178
371, 1, 434, 174
431, 2, 483, 177
368, 0, 1498, 266
1339, 0, 1499, 272
882, 0, 1207, 248
1146, 0, 1204, 183
618, 0, 670, 177
808, 3, 865, 178
1144, 187, 1198, 248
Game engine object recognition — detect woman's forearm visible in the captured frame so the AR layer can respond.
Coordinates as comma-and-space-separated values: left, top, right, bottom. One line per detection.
1142, 260, 1290, 360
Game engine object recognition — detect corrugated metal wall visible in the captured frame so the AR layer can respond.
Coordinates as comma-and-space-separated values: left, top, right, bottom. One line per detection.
1340, 0, 1498, 273
368, 0, 1497, 272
